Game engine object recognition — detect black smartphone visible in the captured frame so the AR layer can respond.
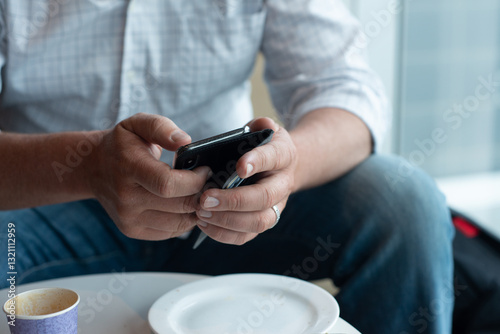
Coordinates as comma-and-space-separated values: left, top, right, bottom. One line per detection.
173, 126, 274, 189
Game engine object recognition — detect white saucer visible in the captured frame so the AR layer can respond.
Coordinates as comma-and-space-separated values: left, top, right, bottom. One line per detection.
148, 273, 339, 334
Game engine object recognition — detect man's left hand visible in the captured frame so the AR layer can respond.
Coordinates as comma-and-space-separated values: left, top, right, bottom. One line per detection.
195, 117, 297, 245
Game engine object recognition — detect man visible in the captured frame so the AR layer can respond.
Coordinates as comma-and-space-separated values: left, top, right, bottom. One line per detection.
0, 1, 454, 332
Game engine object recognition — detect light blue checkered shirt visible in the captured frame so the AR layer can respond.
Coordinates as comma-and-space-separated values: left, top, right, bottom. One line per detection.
0, 0, 388, 164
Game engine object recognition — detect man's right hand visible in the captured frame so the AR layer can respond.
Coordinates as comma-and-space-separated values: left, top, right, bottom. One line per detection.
85, 113, 211, 240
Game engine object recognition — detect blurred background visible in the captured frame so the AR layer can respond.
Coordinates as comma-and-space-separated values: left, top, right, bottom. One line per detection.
250, 0, 500, 237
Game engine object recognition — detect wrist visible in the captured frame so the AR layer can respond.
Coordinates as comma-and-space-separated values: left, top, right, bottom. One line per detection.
79, 130, 109, 199
289, 123, 318, 193
290, 142, 311, 193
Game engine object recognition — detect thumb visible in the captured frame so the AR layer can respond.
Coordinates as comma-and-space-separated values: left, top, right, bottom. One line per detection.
120, 113, 191, 151
246, 117, 279, 133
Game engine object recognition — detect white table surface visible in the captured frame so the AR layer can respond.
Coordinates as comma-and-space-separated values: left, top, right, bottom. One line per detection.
0, 272, 360, 333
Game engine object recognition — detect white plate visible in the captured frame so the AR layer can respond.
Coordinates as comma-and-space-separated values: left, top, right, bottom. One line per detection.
148, 273, 339, 334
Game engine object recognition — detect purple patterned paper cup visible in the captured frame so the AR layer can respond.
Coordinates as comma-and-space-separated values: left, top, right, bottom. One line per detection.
3, 288, 79, 334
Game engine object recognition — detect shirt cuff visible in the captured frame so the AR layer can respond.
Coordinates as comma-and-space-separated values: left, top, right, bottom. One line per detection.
285, 83, 390, 152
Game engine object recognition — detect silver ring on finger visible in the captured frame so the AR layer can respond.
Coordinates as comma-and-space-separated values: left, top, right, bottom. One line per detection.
270, 205, 280, 228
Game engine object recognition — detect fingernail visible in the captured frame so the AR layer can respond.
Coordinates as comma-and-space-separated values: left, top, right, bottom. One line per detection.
198, 221, 208, 228
150, 144, 162, 157
195, 166, 213, 180
198, 210, 212, 218
246, 163, 254, 177
204, 196, 220, 208
171, 130, 190, 142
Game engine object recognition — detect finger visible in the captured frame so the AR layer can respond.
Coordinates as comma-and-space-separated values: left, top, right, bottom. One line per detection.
200, 172, 290, 212
127, 187, 200, 213
140, 210, 198, 232
117, 113, 211, 197
120, 112, 192, 151
197, 222, 258, 246
197, 202, 285, 234
120, 210, 197, 241
131, 227, 194, 241
134, 163, 211, 198
117, 127, 211, 197
119, 210, 198, 240
236, 127, 295, 179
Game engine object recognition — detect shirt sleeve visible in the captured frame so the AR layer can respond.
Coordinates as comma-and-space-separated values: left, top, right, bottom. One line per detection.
260, 0, 390, 150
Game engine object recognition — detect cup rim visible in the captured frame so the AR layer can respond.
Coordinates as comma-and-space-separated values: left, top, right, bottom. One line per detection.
3, 287, 80, 320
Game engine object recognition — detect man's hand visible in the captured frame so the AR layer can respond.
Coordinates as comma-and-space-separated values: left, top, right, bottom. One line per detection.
86, 113, 211, 240
195, 118, 297, 245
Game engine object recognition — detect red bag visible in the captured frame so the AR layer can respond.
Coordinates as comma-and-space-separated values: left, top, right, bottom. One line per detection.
451, 209, 500, 334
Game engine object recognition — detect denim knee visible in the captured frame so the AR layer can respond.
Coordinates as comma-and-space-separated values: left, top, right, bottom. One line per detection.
330, 155, 455, 334
347, 154, 455, 260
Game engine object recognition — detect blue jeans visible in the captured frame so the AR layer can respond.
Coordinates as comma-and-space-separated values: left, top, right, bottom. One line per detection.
0, 155, 454, 333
